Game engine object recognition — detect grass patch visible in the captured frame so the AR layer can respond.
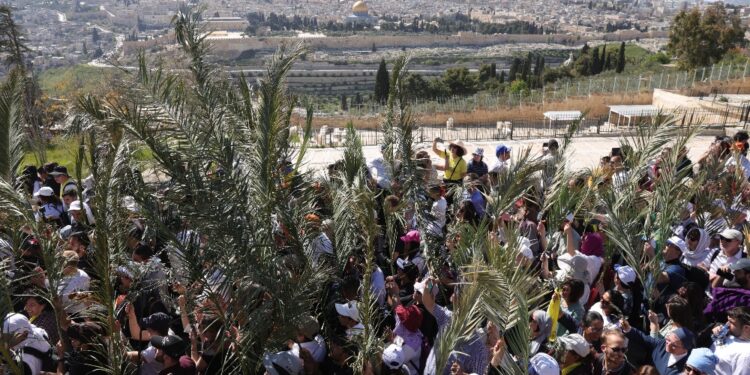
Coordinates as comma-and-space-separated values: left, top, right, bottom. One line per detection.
21, 136, 88, 175
38, 65, 124, 99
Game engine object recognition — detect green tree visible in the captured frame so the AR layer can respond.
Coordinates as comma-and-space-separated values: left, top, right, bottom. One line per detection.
490, 62, 497, 78
599, 45, 607, 73
340, 94, 348, 110
92, 27, 100, 43
668, 4, 746, 68
508, 57, 521, 81
82, 41, 88, 55
616, 42, 626, 73
498, 70, 505, 84
591, 46, 600, 75
478, 63, 494, 82
442, 67, 478, 96
508, 79, 528, 94
374, 58, 389, 103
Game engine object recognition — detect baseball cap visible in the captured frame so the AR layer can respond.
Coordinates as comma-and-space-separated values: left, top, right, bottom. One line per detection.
529, 353, 560, 375
719, 228, 743, 241
558, 333, 590, 357
141, 312, 171, 334
472, 148, 484, 156
50, 166, 69, 177
334, 301, 360, 322
382, 343, 406, 370
34, 186, 54, 197
150, 335, 187, 359
614, 265, 637, 285
263, 351, 303, 375
69, 200, 82, 211
495, 144, 511, 156
730, 258, 750, 272
666, 236, 688, 253
400, 230, 420, 244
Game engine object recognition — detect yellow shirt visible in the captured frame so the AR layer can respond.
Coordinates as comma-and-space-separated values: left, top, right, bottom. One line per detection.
436, 149, 467, 181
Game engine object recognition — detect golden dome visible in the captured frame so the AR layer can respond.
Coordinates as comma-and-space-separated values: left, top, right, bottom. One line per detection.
352, 1, 368, 14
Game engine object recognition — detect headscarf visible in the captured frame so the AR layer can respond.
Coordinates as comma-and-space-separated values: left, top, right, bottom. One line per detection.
683, 228, 712, 266
530, 310, 552, 355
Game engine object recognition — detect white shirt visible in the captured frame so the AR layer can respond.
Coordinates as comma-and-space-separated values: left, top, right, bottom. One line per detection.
428, 197, 447, 234
712, 336, 750, 375
667, 352, 688, 367
371, 266, 386, 307
367, 157, 392, 189
70, 201, 96, 226
705, 249, 744, 277
59, 269, 91, 314
490, 159, 510, 174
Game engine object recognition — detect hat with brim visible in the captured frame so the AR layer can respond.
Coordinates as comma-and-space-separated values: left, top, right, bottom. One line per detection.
263, 351, 303, 375
666, 236, 688, 253
719, 228, 743, 242
448, 140, 468, 154
34, 186, 54, 197
150, 335, 187, 359
730, 258, 750, 272
50, 166, 69, 177
334, 301, 360, 322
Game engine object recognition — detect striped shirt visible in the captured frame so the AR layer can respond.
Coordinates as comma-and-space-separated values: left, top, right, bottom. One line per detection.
424, 305, 490, 375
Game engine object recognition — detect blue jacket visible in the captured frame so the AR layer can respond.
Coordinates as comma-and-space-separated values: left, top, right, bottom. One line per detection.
625, 328, 689, 375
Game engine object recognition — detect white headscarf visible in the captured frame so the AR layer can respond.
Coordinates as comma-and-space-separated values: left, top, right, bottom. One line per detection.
682, 228, 712, 266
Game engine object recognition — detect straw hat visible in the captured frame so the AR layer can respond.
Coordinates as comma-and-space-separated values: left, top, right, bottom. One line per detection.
448, 140, 468, 154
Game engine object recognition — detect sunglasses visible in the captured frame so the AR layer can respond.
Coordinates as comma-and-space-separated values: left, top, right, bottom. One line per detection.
607, 346, 627, 353
685, 366, 703, 374
720, 236, 738, 242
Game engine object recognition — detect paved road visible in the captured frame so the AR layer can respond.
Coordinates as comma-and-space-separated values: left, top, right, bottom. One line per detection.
300, 135, 719, 175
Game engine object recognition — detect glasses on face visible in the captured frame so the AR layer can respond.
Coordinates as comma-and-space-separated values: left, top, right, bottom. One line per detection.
720, 237, 734, 242
607, 346, 627, 353
685, 366, 702, 374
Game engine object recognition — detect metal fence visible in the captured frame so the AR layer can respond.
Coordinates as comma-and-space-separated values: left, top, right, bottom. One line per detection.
308, 106, 750, 147
342, 61, 750, 117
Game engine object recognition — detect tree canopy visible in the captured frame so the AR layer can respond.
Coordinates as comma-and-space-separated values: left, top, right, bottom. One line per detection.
668, 4, 746, 68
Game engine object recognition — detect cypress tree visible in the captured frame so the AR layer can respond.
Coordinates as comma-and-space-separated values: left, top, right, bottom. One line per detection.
599, 45, 607, 73
508, 58, 521, 81
490, 62, 497, 78
499, 70, 505, 84
374, 59, 389, 104
616, 42, 626, 73
604, 54, 611, 71
591, 47, 600, 75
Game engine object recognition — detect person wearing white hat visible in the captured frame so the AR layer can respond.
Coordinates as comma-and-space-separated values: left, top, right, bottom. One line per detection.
381, 342, 412, 374
467, 147, 488, 180
656, 236, 689, 310
2, 312, 53, 375
67, 199, 96, 227
557, 333, 594, 375
704, 228, 745, 288
334, 300, 364, 337
529, 353, 560, 375
34, 186, 66, 226
432, 137, 468, 184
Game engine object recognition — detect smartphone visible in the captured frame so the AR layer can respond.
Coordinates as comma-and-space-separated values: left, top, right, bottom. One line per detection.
542, 142, 549, 148
611, 147, 622, 157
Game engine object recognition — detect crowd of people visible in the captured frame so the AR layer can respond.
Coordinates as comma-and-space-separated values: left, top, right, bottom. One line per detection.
2, 131, 750, 375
